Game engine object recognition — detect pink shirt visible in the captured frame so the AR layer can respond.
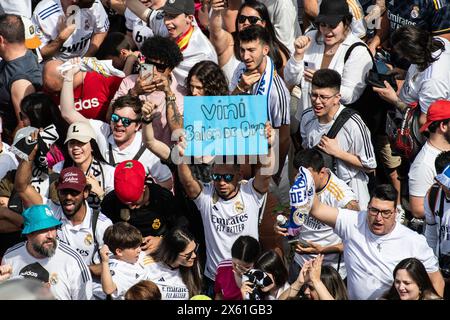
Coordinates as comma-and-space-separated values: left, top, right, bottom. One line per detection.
214, 259, 242, 300
113, 74, 185, 146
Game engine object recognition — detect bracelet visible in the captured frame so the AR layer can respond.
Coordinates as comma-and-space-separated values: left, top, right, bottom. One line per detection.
142, 117, 153, 124
166, 94, 176, 102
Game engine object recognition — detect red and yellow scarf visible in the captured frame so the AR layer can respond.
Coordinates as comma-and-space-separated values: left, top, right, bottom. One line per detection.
176, 25, 194, 52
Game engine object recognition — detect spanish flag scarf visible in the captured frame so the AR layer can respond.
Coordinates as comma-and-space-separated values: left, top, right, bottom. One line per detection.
176, 25, 194, 52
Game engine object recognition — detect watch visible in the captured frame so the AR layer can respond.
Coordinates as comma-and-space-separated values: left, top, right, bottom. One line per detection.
166, 94, 176, 102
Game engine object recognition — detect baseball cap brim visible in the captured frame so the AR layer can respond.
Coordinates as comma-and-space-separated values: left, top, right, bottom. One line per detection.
56, 182, 85, 192
419, 120, 433, 133
162, 5, 184, 16
315, 15, 344, 27
64, 135, 93, 144
22, 218, 61, 235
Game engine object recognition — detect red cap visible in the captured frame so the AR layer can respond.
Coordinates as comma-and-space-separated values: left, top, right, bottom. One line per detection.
57, 167, 87, 192
114, 160, 146, 204
420, 100, 450, 132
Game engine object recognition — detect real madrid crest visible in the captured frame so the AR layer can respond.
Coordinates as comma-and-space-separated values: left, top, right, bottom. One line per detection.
84, 233, 93, 246
152, 218, 161, 230
49, 272, 58, 285
234, 201, 244, 214
84, 18, 90, 31
410, 5, 419, 19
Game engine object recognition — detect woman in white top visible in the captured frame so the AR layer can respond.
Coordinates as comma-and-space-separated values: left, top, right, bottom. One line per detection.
144, 227, 202, 300
284, 0, 373, 121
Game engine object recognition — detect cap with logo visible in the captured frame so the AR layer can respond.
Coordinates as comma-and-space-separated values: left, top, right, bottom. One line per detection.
19, 262, 50, 283
20, 16, 41, 50
315, 0, 350, 27
162, 0, 195, 16
57, 167, 87, 192
419, 100, 450, 132
114, 160, 146, 204
22, 204, 61, 235
64, 121, 96, 144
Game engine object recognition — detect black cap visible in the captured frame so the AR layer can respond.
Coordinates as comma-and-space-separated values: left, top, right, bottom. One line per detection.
315, 0, 350, 27
162, 0, 195, 16
19, 262, 50, 283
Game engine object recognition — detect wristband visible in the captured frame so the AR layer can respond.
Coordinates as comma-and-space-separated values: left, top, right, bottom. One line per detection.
166, 94, 176, 102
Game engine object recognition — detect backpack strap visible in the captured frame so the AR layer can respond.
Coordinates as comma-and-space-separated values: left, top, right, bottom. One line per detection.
344, 42, 374, 65
108, 143, 115, 167
90, 207, 100, 265
133, 143, 147, 161
326, 108, 358, 139
428, 183, 441, 217
108, 143, 147, 166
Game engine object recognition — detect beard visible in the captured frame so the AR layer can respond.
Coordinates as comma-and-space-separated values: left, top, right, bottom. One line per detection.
444, 129, 450, 144
61, 199, 84, 218
32, 238, 57, 258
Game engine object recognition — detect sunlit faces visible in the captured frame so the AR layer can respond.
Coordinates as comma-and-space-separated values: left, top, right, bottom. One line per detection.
164, 13, 192, 41
28, 228, 58, 258
110, 106, 140, 144
57, 188, 89, 218
394, 269, 421, 300
189, 75, 205, 96
231, 258, 254, 276
175, 240, 198, 268
303, 282, 319, 300
366, 197, 397, 236
309, 87, 340, 118
319, 21, 347, 47
212, 164, 241, 199
239, 39, 269, 72
117, 246, 142, 264
68, 140, 93, 166
237, 6, 266, 31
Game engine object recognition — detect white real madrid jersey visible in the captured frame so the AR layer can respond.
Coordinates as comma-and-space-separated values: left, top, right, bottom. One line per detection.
32, 0, 109, 61
143, 260, 189, 300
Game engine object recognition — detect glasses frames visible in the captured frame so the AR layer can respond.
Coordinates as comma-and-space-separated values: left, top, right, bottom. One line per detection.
146, 60, 169, 72
367, 206, 395, 219
211, 173, 235, 183
179, 243, 199, 260
309, 92, 339, 103
237, 15, 263, 25
110, 113, 139, 127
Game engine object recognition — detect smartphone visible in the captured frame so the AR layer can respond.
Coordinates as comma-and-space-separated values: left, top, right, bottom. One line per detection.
375, 59, 390, 75
140, 63, 154, 82
304, 61, 316, 70
288, 238, 311, 248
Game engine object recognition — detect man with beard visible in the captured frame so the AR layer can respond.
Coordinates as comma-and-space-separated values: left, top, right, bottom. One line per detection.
408, 100, 450, 221
14, 141, 112, 277
1, 204, 93, 300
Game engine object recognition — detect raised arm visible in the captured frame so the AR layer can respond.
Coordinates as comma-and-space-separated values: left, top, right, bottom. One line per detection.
253, 122, 275, 194
84, 32, 108, 57
209, 0, 235, 67
141, 101, 171, 161
126, 0, 152, 22
176, 136, 202, 199
100, 245, 117, 296
310, 191, 339, 229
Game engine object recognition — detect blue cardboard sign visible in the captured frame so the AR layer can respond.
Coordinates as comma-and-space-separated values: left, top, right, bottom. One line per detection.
183, 95, 268, 156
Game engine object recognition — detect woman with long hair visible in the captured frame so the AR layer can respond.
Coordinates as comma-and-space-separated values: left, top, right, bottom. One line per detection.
144, 227, 203, 299
381, 258, 442, 300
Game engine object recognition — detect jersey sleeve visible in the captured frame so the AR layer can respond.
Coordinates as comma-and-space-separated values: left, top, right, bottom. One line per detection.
347, 115, 377, 169
192, 182, 213, 218
93, 1, 109, 33
334, 208, 359, 240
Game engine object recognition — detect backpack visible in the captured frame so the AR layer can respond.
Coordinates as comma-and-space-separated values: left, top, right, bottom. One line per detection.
314, 108, 358, 171
385, 102, 425, 161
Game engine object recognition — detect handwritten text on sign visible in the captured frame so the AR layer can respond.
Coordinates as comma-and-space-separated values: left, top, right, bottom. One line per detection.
183, 95, 268, 156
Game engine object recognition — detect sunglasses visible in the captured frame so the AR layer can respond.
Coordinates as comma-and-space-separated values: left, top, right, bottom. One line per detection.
146, 60, 169, 72
179, 243, 199, 260
111, 113, 139, 127
237, 15, 263, 25
211, 173, 235, 183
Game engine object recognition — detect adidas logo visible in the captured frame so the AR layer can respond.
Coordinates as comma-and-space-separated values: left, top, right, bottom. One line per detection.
158, 277, 165, 282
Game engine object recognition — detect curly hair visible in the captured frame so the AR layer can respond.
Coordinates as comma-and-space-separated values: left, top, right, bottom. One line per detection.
140, 35, 183, 70
186, 61, 229, 96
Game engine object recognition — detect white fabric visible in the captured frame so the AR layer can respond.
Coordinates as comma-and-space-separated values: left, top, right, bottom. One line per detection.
193, 178, 265, 280
32, 0, 109, 61
267, 281, 290, 300
47, 201, 112, 265
144, 260, 189, 300
58, 57, 125, 78
1, 0, 32, 18
283, 30, 373, 121
408, 141, 441, 197
2, 240, 93, 300
293, 170, 357, 278
124, 8, 155, 49
88, 119, 172, 183
147, 14, 218, 89
222, 54, 241, 88
300, 105, 376, 209
335, 208, 439, 300
0, 142, 18, 180
424, 187, 450, 256
93, 255, 146, 300
399, 37, 450, 114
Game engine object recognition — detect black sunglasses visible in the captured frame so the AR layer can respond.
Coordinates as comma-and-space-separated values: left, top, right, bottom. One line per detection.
211, 173, 235, 183
237, 15, 263, 25
146, 60, 169, 72
110, 113, 139, 127
179, 243, 199, 260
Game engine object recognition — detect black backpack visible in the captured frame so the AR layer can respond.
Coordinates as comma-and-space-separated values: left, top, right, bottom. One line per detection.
314, 107, 358, 171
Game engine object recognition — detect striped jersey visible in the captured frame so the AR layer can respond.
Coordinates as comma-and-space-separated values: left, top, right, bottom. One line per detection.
2, 240, 93, 300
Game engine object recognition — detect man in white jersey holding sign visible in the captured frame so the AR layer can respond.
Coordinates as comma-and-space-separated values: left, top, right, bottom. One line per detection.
33, 0, 109, 61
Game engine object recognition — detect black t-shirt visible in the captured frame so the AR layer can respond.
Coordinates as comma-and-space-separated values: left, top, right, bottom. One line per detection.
101, 182, 185, 237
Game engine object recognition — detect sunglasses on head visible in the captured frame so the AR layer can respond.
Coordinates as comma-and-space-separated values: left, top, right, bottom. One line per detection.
237, 15, 263, 25
146, 60, 169, 72
211, 173, 235, 183
110, 113, 139, 127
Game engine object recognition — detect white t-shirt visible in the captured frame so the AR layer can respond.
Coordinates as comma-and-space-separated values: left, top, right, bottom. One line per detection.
294, 170, 357, 278
335, 208, 439, 300
124, 8, 154, 50
47, 201, 112, 265
88, 119, 172, 183
0, 142, 18, 180
93, 255, 146, 300
2, 240, 93, 300
424, 187, 450, 256
193, 178, 265, 280
0, 0, 32, 17
300, 105, 376, 208
408, 141, 441, 197
32, 0, 109, 61
399, 37, 450, 114
144, 260, 189, 300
